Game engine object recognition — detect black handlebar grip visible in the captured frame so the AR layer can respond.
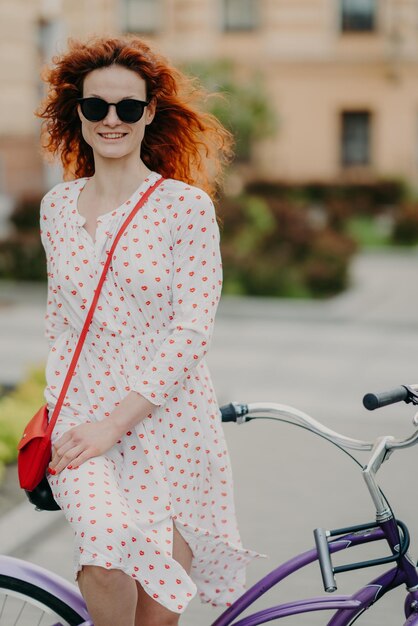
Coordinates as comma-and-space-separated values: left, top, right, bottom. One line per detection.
220, 403, 238, 422
363, 386, 409, 410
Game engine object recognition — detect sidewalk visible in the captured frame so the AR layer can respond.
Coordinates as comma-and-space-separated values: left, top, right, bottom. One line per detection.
0, 281, 48, 388
1, 249, 417, 560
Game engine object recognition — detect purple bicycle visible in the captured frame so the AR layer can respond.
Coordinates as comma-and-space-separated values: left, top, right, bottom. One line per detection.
1, 384, 418, 625
214, 384, 418, 626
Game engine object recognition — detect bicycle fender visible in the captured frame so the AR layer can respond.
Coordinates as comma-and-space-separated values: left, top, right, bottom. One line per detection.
0, 554, 90, 622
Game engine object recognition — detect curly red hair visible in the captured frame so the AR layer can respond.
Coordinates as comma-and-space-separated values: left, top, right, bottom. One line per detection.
37, 35, 233, 197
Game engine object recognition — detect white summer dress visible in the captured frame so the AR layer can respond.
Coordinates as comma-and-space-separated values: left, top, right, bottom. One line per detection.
41, 172, 261, 614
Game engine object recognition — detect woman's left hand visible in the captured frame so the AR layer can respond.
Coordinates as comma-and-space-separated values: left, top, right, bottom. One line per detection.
48, 421, 121, 475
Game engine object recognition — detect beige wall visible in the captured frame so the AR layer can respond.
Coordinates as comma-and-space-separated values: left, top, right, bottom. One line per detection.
256, 61, 418, 185
0, 0, 40, 137
2, 0, 418, 198
146, 0, 418, 186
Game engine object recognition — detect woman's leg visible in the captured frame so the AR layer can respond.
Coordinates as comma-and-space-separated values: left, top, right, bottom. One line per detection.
135, 524, 193, 626
78, 565, 138, 626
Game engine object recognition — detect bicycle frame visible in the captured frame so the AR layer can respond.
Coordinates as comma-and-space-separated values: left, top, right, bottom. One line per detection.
3, 523, 416, 626
212, 523, 418, 625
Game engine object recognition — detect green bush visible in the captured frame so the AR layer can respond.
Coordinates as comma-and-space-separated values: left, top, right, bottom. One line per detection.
244, 179, 409, 252
303, 229, 355, 296
219, 192, 356, 298
0, 194, 46, 281
0, 233, 46, 281
391, 203, 418, 245
245, 179, 407, 212
0, 367, 46, 478
10, 195, 43, 232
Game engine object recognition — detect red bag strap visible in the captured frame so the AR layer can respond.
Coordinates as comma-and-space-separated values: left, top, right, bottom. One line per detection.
46, 176, 165, 436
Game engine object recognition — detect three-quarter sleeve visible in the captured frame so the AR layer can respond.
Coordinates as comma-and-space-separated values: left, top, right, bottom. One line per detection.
44, 273, 69, 346
40, 194, 69, 347
130, 190, 222, 406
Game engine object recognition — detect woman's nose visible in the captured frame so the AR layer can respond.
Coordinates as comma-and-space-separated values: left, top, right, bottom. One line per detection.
102, 104, 121, 126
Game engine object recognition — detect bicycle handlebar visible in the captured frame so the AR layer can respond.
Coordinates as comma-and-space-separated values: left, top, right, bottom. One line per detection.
220, 396, 418, 453
220, 394, 418, 592
363, 386, 409, 410
220, 402, 373, 451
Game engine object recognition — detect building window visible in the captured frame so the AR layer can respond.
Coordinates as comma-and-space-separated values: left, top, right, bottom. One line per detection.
222, 0, 257, 32
341, 0, 376, 32
122, 0, 159, 34
341, 111, 371, 166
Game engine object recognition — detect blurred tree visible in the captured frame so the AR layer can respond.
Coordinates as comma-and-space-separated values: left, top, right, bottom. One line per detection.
185, 59, 277, 161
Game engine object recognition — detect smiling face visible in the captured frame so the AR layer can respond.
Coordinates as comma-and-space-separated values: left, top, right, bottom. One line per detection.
78, 64, 155, 164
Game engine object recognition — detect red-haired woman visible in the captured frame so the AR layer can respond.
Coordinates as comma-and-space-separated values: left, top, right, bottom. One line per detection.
38, 36, 260, 626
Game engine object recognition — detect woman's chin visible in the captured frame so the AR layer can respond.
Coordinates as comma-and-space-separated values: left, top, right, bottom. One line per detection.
95, 147, 131, 161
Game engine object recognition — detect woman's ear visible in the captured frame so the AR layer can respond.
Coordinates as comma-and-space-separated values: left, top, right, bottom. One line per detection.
145, 98, 156, 126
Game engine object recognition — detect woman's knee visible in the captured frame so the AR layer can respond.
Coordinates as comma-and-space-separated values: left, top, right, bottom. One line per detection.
78, 564, 129, 590
135, 584, 181, 626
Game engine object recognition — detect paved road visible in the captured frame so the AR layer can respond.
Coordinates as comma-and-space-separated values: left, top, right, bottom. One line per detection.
3, 249, 418, 625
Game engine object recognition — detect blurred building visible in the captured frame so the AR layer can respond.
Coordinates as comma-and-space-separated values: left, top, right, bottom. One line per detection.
2, 0, 418, 200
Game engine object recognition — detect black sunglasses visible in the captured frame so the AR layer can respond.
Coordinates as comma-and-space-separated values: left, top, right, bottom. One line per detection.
77, 97, 150, 123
